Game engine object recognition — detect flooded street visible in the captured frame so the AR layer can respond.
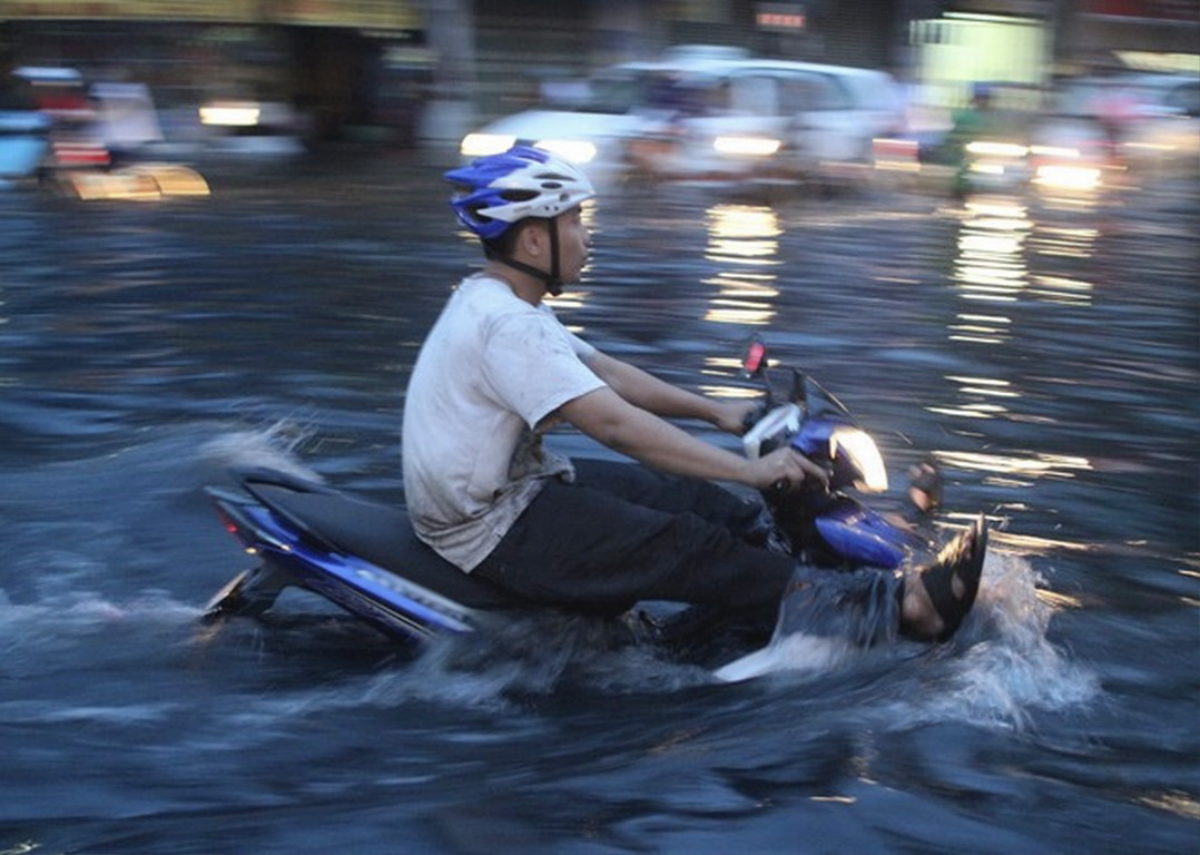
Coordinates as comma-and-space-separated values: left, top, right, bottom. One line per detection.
1, 152, 1197, 854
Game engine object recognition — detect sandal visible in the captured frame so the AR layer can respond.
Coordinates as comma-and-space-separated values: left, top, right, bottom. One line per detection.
915, 515, 988, 642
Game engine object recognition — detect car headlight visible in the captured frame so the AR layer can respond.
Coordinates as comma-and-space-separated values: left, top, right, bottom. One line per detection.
460, 132, 516, 158
713, 135, 783, 157
1030, 144, 1081, 160
1034, 164, 1101, 191
535, 139, 598, 163
831, 427, 888, 492
199, 101, 261, 127
966, 140, 1028, 158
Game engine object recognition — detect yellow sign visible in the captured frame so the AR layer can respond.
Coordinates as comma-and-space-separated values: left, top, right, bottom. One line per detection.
271, 0, 418, 29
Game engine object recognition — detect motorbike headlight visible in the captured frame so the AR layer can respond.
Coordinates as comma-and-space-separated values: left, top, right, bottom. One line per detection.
831, 427, 888, 492
460, 133, 516, 158
713, 135, 783, 157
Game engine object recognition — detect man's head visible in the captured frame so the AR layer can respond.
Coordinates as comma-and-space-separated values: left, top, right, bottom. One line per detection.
971, 82, 993, 109
445, 146, 595, 295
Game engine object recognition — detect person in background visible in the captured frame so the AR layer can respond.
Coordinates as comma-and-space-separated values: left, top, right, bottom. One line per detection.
945, 83, 1000, 198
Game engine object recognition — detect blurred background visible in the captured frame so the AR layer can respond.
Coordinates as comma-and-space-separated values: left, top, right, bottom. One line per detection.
2, 0, 1197, 190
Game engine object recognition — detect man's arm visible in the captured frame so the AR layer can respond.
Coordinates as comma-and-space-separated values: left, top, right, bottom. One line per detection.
559, 386, 824, 491
585, 350, 753, 435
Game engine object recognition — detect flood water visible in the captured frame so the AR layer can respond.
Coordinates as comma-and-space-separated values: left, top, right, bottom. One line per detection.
1, 153, 1197, 854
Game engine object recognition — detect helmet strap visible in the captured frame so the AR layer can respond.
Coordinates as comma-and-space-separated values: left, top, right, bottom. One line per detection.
546, 217, 562, 296
484, 218, 563, 297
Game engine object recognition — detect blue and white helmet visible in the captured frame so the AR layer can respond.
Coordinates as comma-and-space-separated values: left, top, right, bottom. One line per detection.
445, 145, 595, 240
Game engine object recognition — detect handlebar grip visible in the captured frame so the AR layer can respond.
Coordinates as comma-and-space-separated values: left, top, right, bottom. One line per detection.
764, 479, 790, 502
742, 400, 770, 434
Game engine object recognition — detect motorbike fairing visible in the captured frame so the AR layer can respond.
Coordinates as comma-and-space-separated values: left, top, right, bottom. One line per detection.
813, 501, 907, 570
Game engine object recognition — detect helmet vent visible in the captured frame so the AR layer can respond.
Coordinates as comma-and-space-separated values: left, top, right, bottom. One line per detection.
498, 189, 539, 202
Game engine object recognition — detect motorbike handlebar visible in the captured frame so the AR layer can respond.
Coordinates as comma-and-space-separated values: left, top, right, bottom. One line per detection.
763, 459, 833, 502
741, 399, 771, 435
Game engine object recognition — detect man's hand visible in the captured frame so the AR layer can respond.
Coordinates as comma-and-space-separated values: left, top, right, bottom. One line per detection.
743, 447, 828, 492
712, 399, 762, 436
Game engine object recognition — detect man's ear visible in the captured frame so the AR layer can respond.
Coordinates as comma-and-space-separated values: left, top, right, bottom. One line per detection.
515, 219, 549, 259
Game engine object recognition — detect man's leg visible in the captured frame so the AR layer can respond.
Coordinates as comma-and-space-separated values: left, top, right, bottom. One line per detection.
475, 462, 918, 650
474, 470, 793, 613
571, 458, 770, 541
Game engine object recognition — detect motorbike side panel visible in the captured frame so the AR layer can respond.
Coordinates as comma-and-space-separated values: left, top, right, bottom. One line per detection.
813, 501, 907, 569
208, 489, 485, 642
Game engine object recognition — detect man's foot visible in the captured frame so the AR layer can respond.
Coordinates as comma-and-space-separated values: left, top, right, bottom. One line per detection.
902, 516, 988, 642
907, 455, 943, 513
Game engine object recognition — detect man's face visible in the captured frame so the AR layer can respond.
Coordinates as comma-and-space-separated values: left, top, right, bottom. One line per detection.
553, 206, 591, 283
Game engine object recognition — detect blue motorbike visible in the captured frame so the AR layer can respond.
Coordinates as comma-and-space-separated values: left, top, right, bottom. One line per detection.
204, 338, 971, 664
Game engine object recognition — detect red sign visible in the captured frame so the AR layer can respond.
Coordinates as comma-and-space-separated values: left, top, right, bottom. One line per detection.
756, 2, 807, 31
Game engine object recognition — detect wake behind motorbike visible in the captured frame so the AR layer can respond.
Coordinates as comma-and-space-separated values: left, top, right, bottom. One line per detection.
202, 338, 972, 668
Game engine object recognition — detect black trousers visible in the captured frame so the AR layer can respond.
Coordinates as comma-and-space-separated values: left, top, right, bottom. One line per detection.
474, 459, 794, 615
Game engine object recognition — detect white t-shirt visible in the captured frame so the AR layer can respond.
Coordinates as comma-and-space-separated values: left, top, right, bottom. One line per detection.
402, 274, 606, 571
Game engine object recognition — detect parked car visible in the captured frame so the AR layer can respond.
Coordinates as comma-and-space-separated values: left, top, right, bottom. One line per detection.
458, 46, 905, 188
1050, 73, 1199, 174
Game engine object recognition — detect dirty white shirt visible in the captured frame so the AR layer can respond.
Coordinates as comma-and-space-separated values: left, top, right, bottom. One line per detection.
401, 273, 606, 571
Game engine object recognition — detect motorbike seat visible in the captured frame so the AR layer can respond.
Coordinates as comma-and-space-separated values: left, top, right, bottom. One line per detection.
235, 468, 524, 611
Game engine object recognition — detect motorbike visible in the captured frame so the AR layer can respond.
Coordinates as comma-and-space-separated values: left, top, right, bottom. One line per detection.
203, 337, 971, 668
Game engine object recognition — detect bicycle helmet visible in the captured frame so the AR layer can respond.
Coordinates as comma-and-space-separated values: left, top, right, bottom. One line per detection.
445, 145, 595, 294
446, 145, 594, 238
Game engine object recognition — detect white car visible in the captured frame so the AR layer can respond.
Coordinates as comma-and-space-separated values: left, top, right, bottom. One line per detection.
630, 59, 906, 185
459, 55, 707, 185
459, 47, 905, 187
1052, 73, 1200, 173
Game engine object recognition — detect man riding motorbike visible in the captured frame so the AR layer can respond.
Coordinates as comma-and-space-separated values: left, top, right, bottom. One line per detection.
401, 145, 983, 648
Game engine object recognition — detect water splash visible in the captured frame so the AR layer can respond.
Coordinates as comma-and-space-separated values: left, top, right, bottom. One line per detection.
198, 420, 321, 481
882, 550, 1098, 730
0, 586, 203, 678
713, 632, 855, 683
713, 550, 1097, 729
359, 613, 715, 710
909, 550, 1099, 728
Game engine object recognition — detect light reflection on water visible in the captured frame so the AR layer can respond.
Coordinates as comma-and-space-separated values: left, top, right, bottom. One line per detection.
702, 203, 781, 328
937, 193, 1113, 488
952, 197, 1032, 312
665, 191, 1115, 494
